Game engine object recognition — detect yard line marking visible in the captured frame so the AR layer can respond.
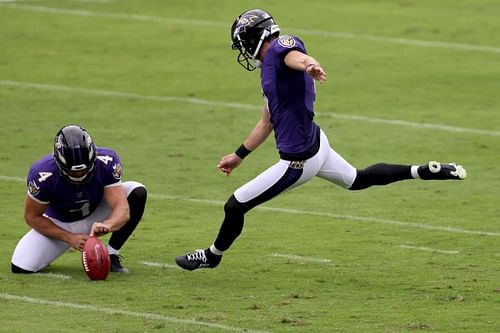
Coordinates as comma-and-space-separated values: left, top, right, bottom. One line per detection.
0, 80, 257, 110
268, 253, 332, 264
0, 175, 25, 182
147, 195, 500, 237
2, 175, 499, 237
317, 112, 500, 137
398, 244, 459, 254
35, 272, 73, 280
1, 80, 499, 137
141, 261, 180, 269
0, 293, 274, 333
258, 206, 500, 237
65, 0, 115, 4
2, 4, 500, 55
292, 28, 500, 54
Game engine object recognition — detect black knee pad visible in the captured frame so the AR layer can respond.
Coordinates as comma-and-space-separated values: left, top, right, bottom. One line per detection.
11, 263, 35, 274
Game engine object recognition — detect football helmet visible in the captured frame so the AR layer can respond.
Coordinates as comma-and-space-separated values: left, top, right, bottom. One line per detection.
231, 9, 280, 71
53, 125, 97, 183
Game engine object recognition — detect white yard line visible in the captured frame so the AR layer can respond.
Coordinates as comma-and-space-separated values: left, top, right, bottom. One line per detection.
141, 261, 180, 269
398, 244, 459, 254
0, 293, 273, 333
34, 272, 73, 280
268, 253, 332, 264
1, 3, 500, 55
1, 175, 499, 237
1, 80, 498, 137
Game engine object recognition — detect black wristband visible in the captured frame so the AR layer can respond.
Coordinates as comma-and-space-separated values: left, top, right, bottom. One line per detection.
235, 144, 251, 159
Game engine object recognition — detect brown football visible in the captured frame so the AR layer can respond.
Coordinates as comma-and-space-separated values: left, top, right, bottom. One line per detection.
81, 236, 110, 280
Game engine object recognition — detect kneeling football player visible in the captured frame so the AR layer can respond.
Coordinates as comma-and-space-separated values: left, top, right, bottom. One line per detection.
11, 125, 147, 274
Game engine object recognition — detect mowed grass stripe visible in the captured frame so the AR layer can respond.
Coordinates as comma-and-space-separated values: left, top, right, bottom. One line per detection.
1, 80, 498, 137
2, 175, 498, 237
2, 3, 500, 54
0, 293, 274, 333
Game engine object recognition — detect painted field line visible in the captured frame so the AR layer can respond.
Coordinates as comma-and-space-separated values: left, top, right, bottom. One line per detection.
0, 175, 25, 182
398, 244, 459, 254
65, 0, 115, 4
141, 261, 180, 269
35, 272, 73, 280
1, 79, 499, 137
2, 3, 500, 55
149, 194, 500, 237
317, 112, 500, 137
0, 293, 273, 333
0, 80, 257, 110
1, 175, 499, 237
269, 253, 332, 264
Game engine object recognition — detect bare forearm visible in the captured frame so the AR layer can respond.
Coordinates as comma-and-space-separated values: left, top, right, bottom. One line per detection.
99, 185, 130, 233
243, 118, 273, 151
26, 216, 72, 243
102, 204, 129, 232
284, 50, 326, 82
284, 50, 318, 71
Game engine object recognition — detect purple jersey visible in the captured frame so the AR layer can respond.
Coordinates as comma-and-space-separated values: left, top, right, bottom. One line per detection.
26, 147, 123, 222
261, 35, 319, 158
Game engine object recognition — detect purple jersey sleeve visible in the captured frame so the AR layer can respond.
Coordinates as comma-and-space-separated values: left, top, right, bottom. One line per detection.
271, 35, 306, 60
27, 155, 59, 204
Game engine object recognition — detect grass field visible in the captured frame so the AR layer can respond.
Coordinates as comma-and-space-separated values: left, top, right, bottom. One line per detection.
1, 0, 499, 332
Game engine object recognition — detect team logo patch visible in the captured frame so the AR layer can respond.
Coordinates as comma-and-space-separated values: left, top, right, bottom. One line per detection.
278, 35, 296, 48
238, 14, 258, 28
112, 163, 122, 180
28, 180, 40, 196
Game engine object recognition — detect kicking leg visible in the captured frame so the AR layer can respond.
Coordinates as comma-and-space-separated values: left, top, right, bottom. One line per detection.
350, 161, 466, 191
349, 163, 412, 190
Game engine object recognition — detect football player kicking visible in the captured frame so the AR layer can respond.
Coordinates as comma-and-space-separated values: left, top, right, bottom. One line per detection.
11, 125, 147, 274
175, 9, 467, 271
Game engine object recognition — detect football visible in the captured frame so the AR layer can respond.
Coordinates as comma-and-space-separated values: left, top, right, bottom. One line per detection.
81, 236, 110, 280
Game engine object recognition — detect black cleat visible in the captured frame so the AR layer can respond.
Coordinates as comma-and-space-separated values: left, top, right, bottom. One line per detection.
175, 249, 222, 271
418, 161, 466, 180
110, 254, 129, 274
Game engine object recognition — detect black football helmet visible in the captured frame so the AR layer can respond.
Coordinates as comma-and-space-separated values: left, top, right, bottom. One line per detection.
231, 9, 280, 71
53, 125, 97, 184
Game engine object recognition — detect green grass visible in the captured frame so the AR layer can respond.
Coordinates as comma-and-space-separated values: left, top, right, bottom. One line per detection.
1, 1, 499, 332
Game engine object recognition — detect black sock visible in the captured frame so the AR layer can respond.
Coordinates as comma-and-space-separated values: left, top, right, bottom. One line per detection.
213, 195, 250, 252
350, 163, 412, 190
109, 186, 147, 250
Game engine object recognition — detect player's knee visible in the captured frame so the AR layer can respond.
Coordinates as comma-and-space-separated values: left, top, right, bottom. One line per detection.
128, 186, 147, 206
11, 263, 35, 274
349, 169, 366, 191
224, 195, 248, 216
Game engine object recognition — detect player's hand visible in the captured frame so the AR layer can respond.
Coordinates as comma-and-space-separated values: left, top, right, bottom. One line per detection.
68, 233, 90, 252
306, 64, 326, 82
90, 222, 111, 237
217, 153, 243, 176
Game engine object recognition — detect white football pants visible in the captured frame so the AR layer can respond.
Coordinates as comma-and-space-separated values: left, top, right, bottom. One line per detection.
234, 129, 357, 204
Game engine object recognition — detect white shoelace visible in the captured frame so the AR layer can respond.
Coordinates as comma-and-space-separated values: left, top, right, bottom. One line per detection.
186, 249, 207, 263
